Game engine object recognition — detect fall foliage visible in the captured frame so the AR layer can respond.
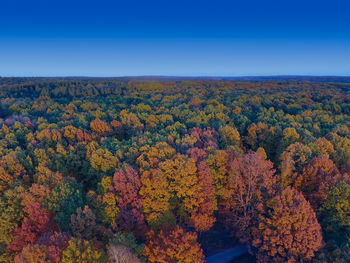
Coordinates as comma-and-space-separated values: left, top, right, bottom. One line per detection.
295, 157, 342, 210
252, 187, 322, 262
60, 238, 107, 263
109, 166, 145, 234
221, 151, 277, 241
145, 226, 205, 263
8, 202, 52, 252
1, 78, 349, 262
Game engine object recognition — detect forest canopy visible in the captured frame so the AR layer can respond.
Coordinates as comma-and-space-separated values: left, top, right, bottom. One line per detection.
0, 77, 349, 262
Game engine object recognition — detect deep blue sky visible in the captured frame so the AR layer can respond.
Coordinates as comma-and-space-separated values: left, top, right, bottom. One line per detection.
1, 0, 350, 76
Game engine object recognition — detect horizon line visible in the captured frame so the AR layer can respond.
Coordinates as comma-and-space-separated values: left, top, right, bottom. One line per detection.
1, 74, 350, 78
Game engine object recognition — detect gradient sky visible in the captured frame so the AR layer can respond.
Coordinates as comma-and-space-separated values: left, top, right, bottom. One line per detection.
1, 0, 350, 76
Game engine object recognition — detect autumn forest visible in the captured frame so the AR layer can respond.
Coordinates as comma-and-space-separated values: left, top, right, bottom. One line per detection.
0, 77, 349, 263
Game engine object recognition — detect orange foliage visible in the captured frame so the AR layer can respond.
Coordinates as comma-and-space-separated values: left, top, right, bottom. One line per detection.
63, 125, 91, 143
63, 125, 78, 141
0, 153, 26, 191
14, 244, 51, 263
37, 129, 62, 143
189, 162, 216, 232
145, 226, 205, 263
75, 129, 92, 143
252, 187, 322, 262
90, 118, 111, 134
21, 183, 50, 208
295, 157, 342, 209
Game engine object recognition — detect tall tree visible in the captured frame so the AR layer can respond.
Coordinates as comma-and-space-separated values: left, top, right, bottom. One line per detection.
221, 151, 277, 241
110, 166, 145, 234
189, 162, 216, 232
158, 154, 200, 225
8, 202, 51, 252
139, 168, 172, 228
252, 187, 322, 262
295, 157, 342, 210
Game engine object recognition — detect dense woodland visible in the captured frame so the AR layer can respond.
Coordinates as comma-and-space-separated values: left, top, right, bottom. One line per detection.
0, 77, 349, 263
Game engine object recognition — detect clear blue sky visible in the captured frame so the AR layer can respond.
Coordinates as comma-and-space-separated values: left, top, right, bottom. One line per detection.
1, 0, 350, 76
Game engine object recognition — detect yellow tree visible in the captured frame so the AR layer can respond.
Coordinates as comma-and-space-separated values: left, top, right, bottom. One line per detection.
61, 238, 106, 263
90, 148, 119, 172
139, 168, 172, 228
158, 154, 199, 223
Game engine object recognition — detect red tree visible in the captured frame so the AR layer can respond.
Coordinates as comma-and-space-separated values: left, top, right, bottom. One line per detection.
8, 202, 52, 252
111, 166, 145, 234
186, 147, 207, 163
221, 151, 277, 240
189, 127, 219, 150
36, 231, 71, 263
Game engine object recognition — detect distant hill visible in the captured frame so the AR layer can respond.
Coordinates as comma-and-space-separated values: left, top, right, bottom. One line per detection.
1, 75, 350, 84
